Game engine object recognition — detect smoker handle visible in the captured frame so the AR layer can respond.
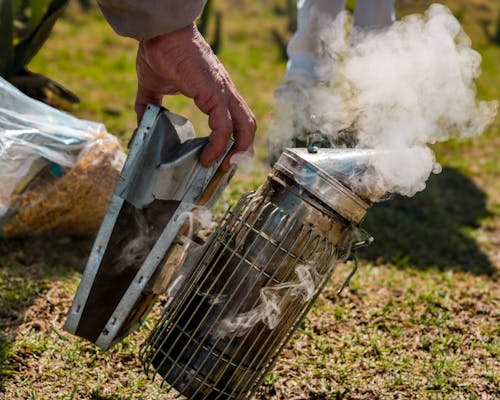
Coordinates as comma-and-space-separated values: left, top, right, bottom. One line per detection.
337, 228, 373, 294
337, 254, 358, 295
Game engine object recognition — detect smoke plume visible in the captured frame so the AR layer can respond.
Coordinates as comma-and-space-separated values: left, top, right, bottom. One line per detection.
116, 210, 155, 272
214, 264, 318, 338
269, 4, 498, 199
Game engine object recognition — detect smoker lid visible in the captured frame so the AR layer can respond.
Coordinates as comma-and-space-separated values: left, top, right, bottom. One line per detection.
274, 148, 370, 224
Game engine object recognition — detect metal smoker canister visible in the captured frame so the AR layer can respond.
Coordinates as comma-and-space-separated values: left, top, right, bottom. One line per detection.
140, 148, 371, 399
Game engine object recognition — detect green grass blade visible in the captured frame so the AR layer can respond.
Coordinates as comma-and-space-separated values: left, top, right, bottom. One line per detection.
0, 0, 14, 76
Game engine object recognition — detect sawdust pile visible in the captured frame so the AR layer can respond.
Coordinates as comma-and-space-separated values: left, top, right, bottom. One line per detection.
2, 133, 125, 238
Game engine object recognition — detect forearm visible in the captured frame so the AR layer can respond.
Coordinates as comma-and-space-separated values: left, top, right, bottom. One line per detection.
97, 0, 207, 40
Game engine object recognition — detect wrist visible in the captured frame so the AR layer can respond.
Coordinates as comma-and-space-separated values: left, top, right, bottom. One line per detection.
142, 23, 198, 48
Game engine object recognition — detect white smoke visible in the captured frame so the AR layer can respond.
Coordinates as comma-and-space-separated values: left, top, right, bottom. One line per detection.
173, 207, 213, 273
116, 210, 155, 272
214, 264, 319, 338
178, 207, 213, 238
269, 4, 498, 199
229, 150, 255, 173
116, 207, 212, 273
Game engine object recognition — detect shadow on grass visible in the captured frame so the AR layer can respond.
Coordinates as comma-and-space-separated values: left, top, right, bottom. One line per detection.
0, 236, 92, 389
358, 167, 495, 276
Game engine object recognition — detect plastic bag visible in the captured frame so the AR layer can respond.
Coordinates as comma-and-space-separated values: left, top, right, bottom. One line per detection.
0, 77, 126, 238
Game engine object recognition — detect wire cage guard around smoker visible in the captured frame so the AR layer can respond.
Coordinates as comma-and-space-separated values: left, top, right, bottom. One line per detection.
140, 166, 370, 400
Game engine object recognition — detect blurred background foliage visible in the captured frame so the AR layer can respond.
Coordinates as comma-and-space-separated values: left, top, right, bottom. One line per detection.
0, 0, 79, 105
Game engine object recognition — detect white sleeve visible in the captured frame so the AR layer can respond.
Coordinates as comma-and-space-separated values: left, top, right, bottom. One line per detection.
97, 0, 207, 40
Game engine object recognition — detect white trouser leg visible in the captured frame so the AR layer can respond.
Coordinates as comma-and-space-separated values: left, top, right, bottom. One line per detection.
353, 0, 395, 30
286, 0, 346, 82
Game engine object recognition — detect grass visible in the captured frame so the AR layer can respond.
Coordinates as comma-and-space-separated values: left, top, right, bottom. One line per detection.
1, 0, 499, 399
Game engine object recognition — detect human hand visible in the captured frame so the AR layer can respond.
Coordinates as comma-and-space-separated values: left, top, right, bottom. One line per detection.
135, 23, 256, 171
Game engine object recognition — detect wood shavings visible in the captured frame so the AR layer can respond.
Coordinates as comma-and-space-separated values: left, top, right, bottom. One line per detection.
2, 133, 125, 238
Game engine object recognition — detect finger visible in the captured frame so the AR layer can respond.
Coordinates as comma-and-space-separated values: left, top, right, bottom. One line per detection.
135, 85, 163, 125
196, 94, 234, 168
200, 105, 233, 169
220, 94, 256, 171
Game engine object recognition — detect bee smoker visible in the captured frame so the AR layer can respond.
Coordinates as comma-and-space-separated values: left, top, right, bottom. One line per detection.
140, 148, 372, 399
65, 105, 373, 399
